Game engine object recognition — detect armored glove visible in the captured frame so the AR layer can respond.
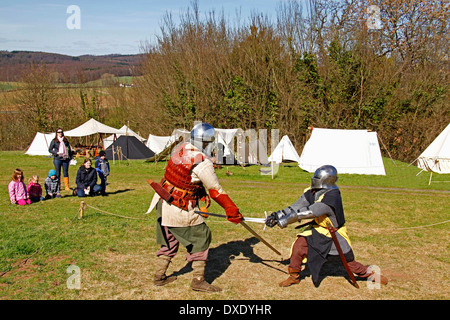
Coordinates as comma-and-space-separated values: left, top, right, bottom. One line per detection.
265, 212, 280, 228
266, 209, 316, 228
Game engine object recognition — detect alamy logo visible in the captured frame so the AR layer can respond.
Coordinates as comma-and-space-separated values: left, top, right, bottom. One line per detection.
66, 5, 81, 30
66, 265, 81, 289
366, 5, 382, 30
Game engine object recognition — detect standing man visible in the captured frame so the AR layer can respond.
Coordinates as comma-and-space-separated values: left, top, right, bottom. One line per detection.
265, 165, 387, 287
149, 123, 243, 292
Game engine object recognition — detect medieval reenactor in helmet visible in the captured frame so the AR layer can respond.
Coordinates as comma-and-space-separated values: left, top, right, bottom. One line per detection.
265, 165, 388, 287
150, 122, 244, 292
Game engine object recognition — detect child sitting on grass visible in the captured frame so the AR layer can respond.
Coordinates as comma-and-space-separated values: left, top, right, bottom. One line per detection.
27, 175, 44, 203
44, 169, 61, 199
8, 168, 31, 205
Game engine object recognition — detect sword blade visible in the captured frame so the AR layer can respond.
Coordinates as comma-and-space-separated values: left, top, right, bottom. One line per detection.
193, 211, 266, 224
240, 221, 282, 256
193, 210, 281, 255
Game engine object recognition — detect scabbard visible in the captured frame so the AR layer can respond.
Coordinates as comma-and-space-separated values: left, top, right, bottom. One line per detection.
326, 222, 359, 288
147, 179, 174, 204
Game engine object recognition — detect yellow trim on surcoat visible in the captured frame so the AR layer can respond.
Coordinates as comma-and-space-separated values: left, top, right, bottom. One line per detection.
295, 187, 352, 249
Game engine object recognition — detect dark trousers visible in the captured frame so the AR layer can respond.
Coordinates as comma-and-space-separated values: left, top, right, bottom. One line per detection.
77, 185, 102, 197
53, 158, 70, 180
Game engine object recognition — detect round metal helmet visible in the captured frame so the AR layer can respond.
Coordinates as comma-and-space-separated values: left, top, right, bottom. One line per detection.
190, 122, 215, 143
311, 165, 338, 189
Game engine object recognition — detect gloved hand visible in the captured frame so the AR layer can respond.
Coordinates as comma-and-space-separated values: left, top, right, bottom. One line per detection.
265, 212, 279, 228
209, 189, 243, 224
225, 206, 244, 224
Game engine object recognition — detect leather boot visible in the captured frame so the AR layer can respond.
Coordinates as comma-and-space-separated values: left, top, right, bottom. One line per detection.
279, 267, 301, 287
154, 255, 177, 286
64, 177, 70, 191
190, 260, 222, 292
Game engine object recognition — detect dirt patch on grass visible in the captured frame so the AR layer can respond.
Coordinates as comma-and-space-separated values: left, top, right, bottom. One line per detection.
68, 235, 449, 300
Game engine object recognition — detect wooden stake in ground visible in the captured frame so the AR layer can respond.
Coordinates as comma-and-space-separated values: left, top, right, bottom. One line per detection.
78, 201, 86, 219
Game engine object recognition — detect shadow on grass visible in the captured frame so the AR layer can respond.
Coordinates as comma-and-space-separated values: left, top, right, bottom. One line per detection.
60, 188, 134, 198
171, 237, 362, 288
172, 237, 288, 283
172, 238, 365, 288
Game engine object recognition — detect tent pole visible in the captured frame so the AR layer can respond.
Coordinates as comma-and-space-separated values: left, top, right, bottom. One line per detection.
407, 158, 418, 167
429, 172, 433, 185
271, 161, 274, 180
377, 134, 397, 166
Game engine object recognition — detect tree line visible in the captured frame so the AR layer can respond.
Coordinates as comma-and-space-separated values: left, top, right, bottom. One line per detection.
1, 0, 448, 163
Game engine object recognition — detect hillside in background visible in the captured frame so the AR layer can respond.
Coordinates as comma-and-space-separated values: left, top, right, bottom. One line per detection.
0, 51, 144, 83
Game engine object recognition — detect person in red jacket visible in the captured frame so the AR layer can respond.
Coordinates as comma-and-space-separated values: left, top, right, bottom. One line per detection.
27, 175, 43, 203
150, 123, 243, 293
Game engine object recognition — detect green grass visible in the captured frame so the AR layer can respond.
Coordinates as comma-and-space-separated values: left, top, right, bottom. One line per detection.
0, 151, 449, 300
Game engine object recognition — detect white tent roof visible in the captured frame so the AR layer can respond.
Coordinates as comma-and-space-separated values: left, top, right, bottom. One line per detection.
64, 118, 124, 137
145, 129, 190, 156
268, 135, 301, 164
104, 125, 146, 149
417, 123, 450, 174
298, 128, 386, 175
147, 134, 176, 155
25, 132, 54, 156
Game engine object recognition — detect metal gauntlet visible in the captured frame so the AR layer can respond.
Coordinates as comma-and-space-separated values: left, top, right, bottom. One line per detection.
265, 211, 285, 228
278, 210, 315, 228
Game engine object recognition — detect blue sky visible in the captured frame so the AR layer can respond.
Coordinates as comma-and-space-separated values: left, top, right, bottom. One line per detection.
0, 1, 283, 56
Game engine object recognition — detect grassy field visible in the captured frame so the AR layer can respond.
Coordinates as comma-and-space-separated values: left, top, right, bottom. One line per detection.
0, 151, 448, 300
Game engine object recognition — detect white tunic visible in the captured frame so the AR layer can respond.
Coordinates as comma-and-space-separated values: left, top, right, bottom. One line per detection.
147, 144, 226, 227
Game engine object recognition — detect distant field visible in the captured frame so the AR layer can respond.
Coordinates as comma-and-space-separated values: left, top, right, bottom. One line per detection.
0, 76, 139, 92
0, 151, 448, 300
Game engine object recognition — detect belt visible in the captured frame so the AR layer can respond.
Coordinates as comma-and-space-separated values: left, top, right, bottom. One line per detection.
161, 179, 200, 211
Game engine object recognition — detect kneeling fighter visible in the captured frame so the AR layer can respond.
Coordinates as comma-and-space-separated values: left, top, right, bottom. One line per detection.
149, 122, 243, 292
266, 165, 387, 287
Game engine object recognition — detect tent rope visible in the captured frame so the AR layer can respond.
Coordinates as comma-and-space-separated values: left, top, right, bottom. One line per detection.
350, 219, 450, 234
82, 202, 148, 220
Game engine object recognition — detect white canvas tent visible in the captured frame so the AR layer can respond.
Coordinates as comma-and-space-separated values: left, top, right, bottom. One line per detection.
64, 118, 124, 137
416, 123, 450, 174
104, 125, 146, 149
147, 134, 176, 155
25, 132, 55, 156
268, 135, 301, 164
298, 128, 386, 175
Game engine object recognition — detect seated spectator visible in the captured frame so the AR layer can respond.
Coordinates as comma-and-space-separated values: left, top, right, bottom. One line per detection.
27, 175, 44, 203
44, 169, 61, 199
75, 158, 101, 197
8, 168, 31, 205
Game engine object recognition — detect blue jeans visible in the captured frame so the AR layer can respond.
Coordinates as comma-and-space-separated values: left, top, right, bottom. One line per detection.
99, 177, 107, 194
77, 185, 102, 197
53, 158, 70, 180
